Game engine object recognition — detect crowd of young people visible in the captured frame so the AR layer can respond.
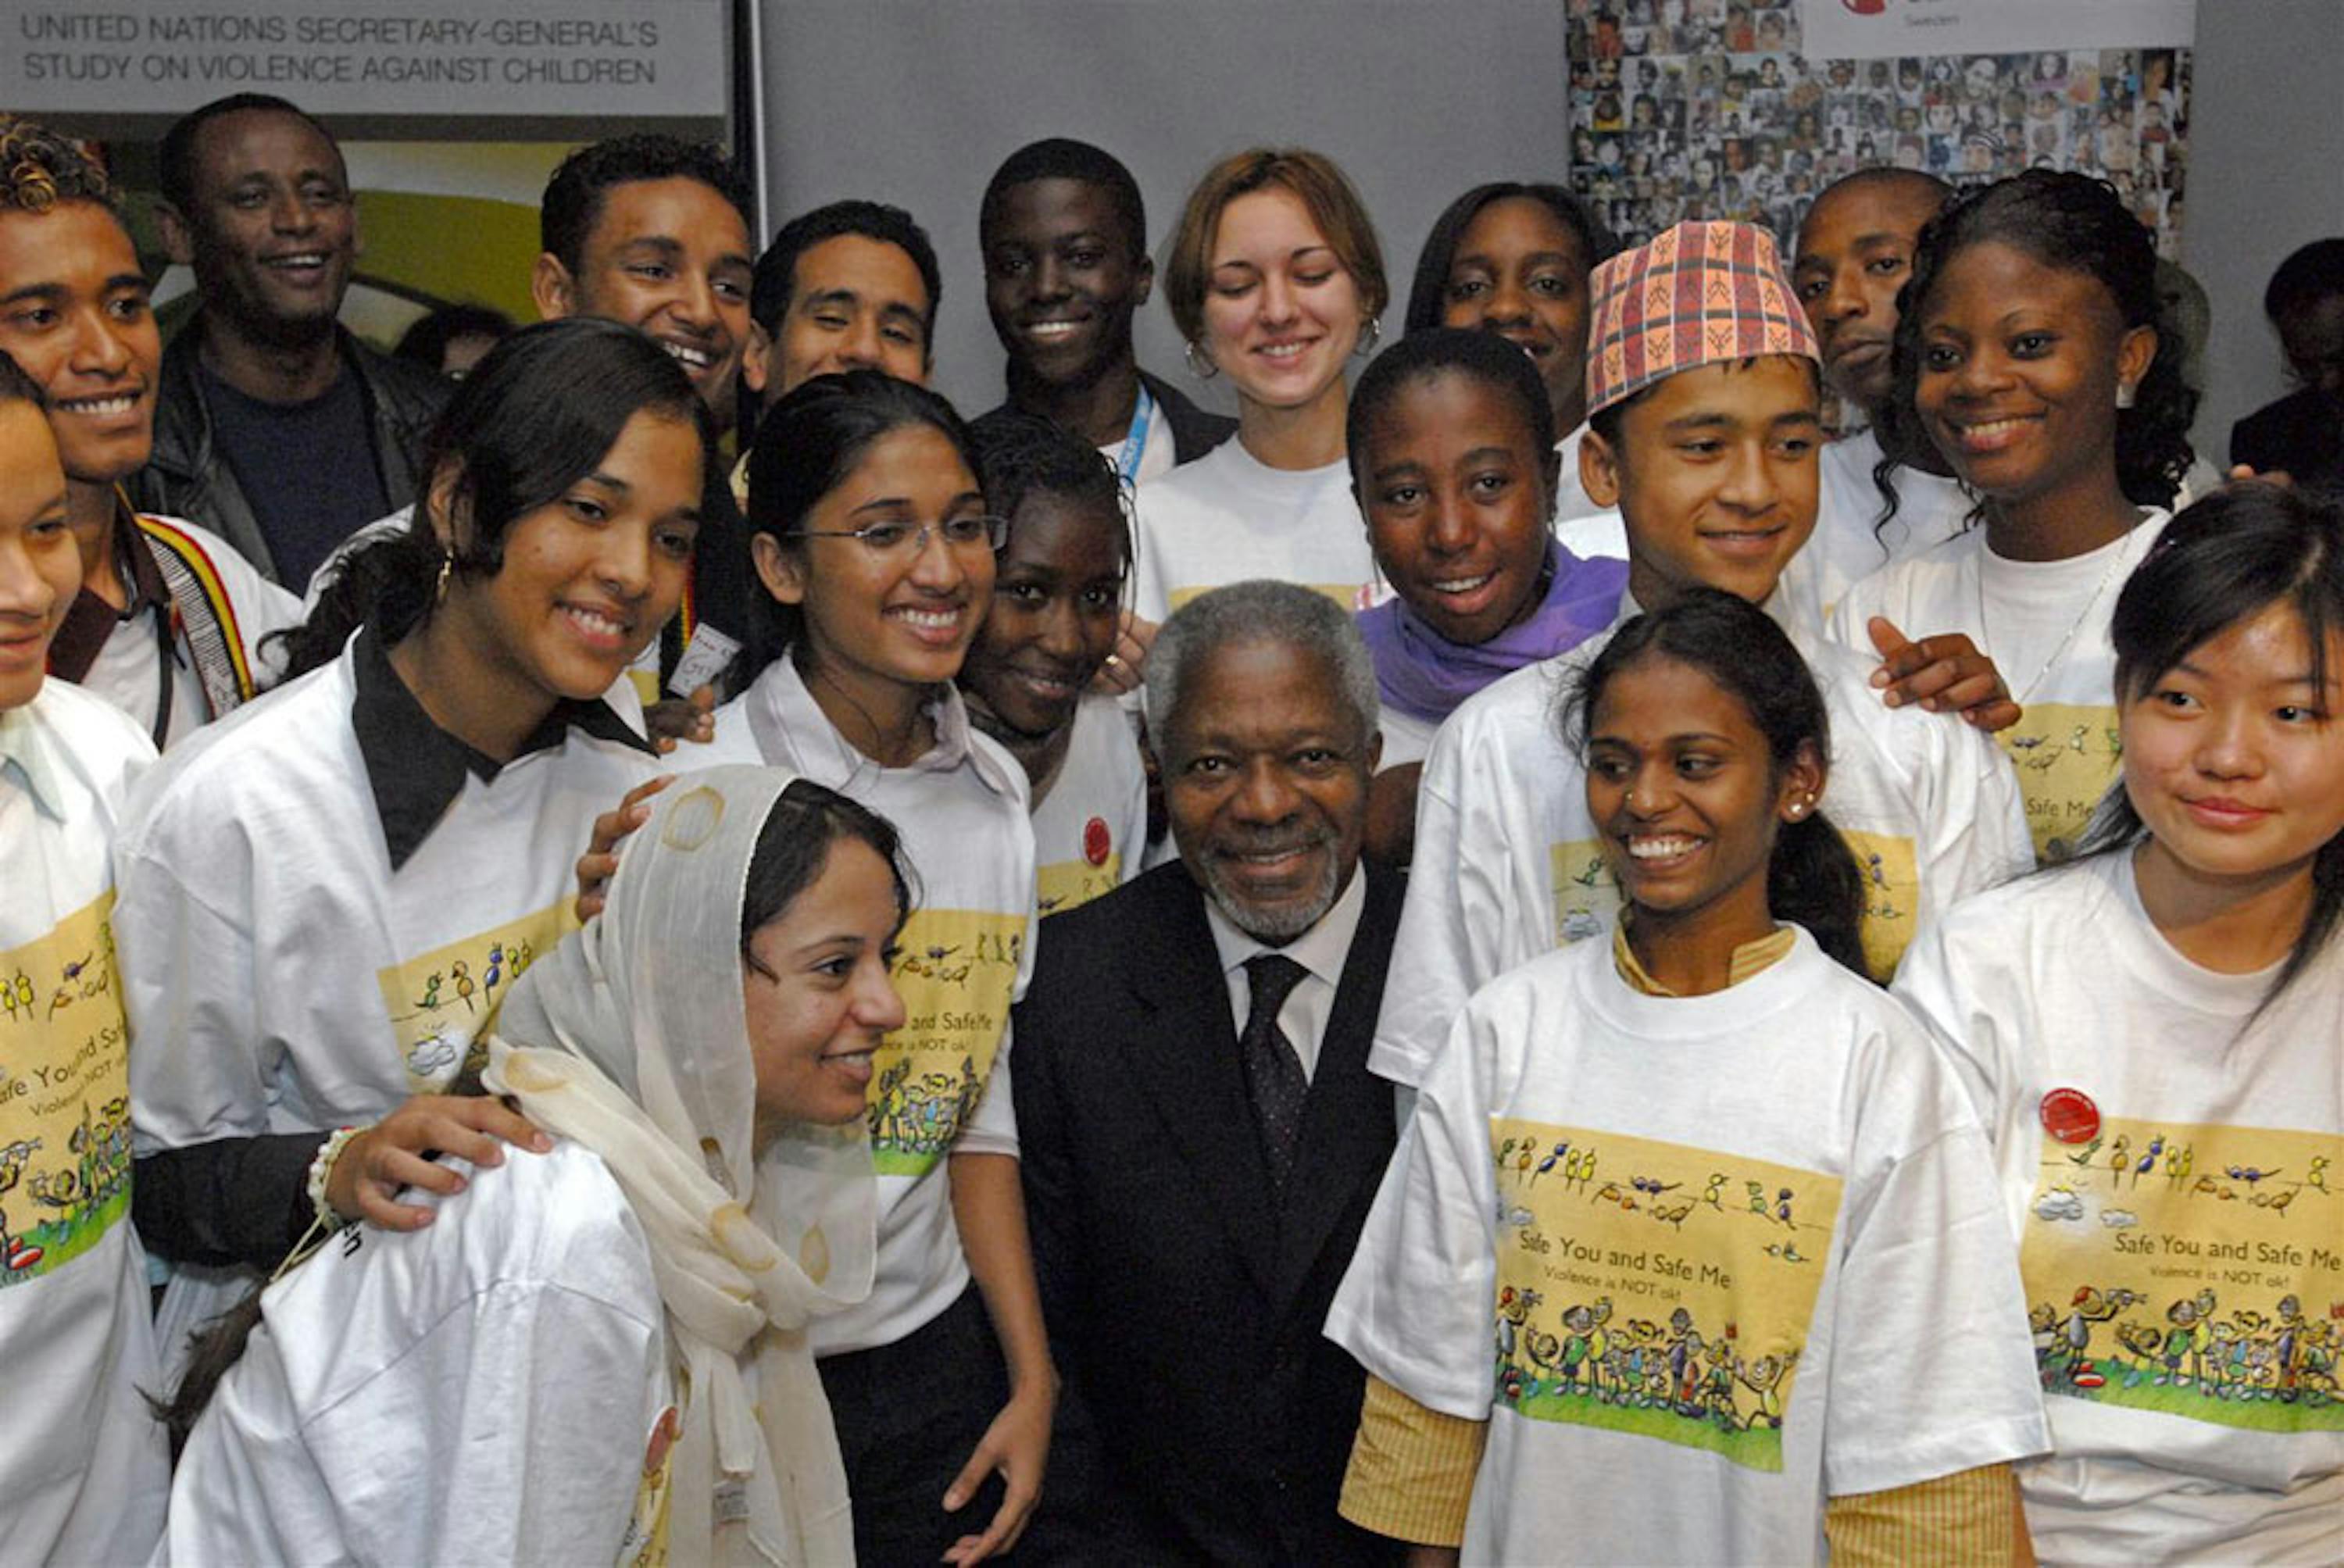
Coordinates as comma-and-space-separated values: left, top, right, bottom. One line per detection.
0, 90, 2339, 1567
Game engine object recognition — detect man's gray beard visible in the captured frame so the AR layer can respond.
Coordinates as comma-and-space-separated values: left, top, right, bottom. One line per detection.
1198, 843, 1342, 944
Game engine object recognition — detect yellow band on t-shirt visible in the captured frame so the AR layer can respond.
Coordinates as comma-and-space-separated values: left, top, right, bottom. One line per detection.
1824, 1463, 2023, 1566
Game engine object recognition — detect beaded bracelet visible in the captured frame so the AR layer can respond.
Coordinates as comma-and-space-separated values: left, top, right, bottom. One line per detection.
305, 1124, 365, 1227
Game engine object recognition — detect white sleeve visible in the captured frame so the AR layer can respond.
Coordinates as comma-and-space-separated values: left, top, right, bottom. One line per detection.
1821, 1031, 2047, 1495
1889, 916, 2021, 1145
1369, 712, 1548, 1091
1912, 719, 2035, 922
232, 572, 306, 686
301, 1277, 666, 1565
116, 834, 273, 1151
1324, 996, 1503, 1419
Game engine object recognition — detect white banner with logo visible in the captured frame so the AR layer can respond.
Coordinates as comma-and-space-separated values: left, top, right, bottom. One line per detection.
1798, 0, 2195, 61
5, 0, 724, 120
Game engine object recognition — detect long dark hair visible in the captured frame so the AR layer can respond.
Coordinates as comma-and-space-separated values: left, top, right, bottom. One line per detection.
738, 369, 978, 680
1874, 171, 2193, 529
273, 319, 710, 680
2077, 484, 2344, 1007
741, 777, 918, 955
1565, 589, 1870, 977
1403, 182, 1618, 334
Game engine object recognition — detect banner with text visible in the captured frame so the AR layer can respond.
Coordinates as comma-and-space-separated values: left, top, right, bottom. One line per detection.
6, 1, 724, 120
1798, 0, 2194, 62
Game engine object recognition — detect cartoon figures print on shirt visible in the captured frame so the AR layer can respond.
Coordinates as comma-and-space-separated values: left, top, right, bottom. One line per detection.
2021, 1113, 2342, 1427
0, 895, 135, 1288
864, 908, 1024, 1177
1488, 1120, 1844, 1472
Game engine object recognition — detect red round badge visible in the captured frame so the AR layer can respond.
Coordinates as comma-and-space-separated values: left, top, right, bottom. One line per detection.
1082, 816, 1112, 868
2039, 1088, 2101, 1145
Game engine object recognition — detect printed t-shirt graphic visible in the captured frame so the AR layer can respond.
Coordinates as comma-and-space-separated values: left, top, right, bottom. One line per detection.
1829, 513, 2168, 866
868, 908, 1024, 1177
2017, 1113, 2341, 1430
377, 902, 577, 1089
0, 895, 134, 1288
1489, 1121, 1842, 1472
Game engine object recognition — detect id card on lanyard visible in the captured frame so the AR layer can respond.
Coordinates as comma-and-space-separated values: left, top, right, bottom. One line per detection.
1113, 385, 1156, 484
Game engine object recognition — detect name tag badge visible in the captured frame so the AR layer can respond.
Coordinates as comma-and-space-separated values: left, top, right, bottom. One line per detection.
669, 626, 742, 698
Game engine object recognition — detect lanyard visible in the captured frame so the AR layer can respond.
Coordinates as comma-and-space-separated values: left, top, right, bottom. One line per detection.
1113, 384, 1157, 484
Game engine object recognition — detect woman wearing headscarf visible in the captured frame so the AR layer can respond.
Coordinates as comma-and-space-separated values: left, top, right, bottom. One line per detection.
163, 766, 903, 1565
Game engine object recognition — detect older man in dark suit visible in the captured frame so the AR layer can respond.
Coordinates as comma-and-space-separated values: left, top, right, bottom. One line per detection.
1013, 580, 1403, 1565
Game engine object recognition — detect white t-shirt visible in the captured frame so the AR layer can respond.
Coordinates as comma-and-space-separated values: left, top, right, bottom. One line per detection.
167, 1141, 671, 1566
0, 680, 168, 1566
1371, 599, 2031, 1091
703, 658, 1036, 1354
1327, 931, 2046, 1566
1029, 695, 1146, 918
1553, 423, 1604, 535
1894, 852, 2344, 1566
78, 513, 302, 750
116, 636, 660, 1360
1830, 513, 2169, 866
1806, 430, 1975, 626
1130, 438, 1374, 623
1376, 705, 1441, 770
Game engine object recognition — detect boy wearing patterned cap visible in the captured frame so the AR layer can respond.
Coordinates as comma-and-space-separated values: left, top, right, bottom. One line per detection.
1329, 225, 2045, 1561
1361, 216, 2031, 1080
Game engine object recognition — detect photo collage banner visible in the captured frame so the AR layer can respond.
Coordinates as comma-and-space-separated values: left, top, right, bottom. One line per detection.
1564, 0, 2190, 259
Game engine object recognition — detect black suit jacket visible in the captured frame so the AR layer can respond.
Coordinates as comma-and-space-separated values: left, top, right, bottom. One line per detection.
1013, 862, 1405, 1566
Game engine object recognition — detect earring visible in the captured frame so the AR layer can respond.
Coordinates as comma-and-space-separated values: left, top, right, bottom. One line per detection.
1788, 796, 1810, 819
1184, 340, 1219, 380
2116, 383, 2136, 409
1355, 317, 1382, 357
434, 550, 454, 602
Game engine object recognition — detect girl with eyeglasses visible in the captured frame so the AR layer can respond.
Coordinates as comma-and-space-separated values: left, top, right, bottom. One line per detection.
704, 368, 1051, 1565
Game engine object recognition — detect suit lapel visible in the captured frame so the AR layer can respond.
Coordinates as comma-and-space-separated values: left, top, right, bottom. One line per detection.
1271, 865, 1404, 1314
1122, 873, 1281, 1299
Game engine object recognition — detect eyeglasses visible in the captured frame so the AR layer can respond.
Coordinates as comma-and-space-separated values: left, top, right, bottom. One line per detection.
791, 515, 1009, 555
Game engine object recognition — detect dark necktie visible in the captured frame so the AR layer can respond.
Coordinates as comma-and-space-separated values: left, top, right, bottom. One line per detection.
1239, 953, 1311, 1193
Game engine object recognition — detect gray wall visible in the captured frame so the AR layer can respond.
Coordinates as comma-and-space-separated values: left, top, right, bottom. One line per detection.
2178, 2, 2344, 466
755, 2, 2342, 468
754, 1, 1569, 420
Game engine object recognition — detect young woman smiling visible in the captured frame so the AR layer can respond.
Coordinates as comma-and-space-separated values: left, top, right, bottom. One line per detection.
117, 318, 705, 1384
1348, 329, 1626, 861
1835, 170, 2196, 864
704, 370, 1050, 1566
163, 767, 907, 1564
1331, 591, 2044, 1565
1896, 485, 2344, 1563
959, 411, 1145, 916
1129, 148, 1388, 629
1404, 183, 1620, 542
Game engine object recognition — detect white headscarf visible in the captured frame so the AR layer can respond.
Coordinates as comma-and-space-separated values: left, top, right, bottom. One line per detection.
486, 765, 877, 1566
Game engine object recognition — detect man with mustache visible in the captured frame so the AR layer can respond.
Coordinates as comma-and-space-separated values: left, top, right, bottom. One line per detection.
136, 95, 448, 590
1012, 580, 1404, 1564
1790, 168, 1972, 618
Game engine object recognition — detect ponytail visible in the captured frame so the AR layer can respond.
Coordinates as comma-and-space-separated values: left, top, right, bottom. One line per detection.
1769, 811, 1871, 979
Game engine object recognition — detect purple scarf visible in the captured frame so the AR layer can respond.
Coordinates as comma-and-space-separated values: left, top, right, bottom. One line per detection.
1356, 541, 1629, 724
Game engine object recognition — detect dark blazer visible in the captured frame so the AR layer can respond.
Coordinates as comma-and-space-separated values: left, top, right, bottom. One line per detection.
1138, 368, 1238, 466
1013, 861, 1406, 1567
